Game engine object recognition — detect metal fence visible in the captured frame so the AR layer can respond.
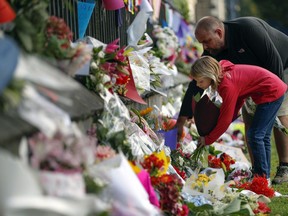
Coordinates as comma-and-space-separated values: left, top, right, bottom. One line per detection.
48, 0, 136, 46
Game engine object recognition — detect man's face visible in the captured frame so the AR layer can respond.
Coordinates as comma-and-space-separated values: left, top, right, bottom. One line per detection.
195, 28, 225, 55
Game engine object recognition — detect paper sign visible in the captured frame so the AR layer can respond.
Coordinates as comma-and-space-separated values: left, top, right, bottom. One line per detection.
77, 1, 95, 39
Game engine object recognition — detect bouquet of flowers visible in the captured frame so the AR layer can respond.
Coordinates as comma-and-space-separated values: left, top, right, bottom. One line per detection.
28, 130, 97, 172
234, 176, 275, 198
141, 150, 189, 215
86, 38, 132, 96
183, 168, 226, 201
152, 25, 180, 64
28, 127, 97, 198
208, 146, 236, 179
170, 141, 198, 179
44, 16, 92, 76
130, 107, 161, 144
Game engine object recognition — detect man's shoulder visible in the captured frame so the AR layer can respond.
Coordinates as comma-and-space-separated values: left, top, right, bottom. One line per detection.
225, 16, 263, 26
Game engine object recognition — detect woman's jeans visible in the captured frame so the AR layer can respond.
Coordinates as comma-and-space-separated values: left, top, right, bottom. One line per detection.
247, 95, 284, 178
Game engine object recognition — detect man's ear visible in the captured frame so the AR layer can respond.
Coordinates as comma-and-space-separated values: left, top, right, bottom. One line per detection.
215, 28, 223, 38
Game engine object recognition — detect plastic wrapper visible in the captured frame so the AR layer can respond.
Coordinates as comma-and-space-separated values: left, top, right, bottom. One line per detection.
227, 162, 253, 183
38, 171, 85, 198
87, 153, 161, 216
137, 170, 160, 207
99, 89, 131, 136
18, 85, 71, 138
126, 122, 158, 158
129, 50, 151, 93
183, 168, 226, 201
0, 149, 109, 216
14, 52, 79, 91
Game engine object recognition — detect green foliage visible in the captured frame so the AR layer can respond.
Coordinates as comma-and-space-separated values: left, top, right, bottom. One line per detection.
238, 0, 260, 17
186, 202, 213, 216
173, 0, 190, 22
8, 0, 49, 53
96, 122, 134, 160
83, 172, 105, 195
0, 79, 25, 112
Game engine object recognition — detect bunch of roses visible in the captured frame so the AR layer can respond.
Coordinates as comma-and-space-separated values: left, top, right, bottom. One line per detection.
141, 151, 189, 215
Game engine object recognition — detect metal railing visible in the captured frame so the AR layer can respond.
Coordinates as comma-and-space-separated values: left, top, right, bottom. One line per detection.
48, 0, 135, 46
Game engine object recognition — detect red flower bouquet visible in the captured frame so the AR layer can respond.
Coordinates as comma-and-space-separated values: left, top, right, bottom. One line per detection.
236, 176, 275, 198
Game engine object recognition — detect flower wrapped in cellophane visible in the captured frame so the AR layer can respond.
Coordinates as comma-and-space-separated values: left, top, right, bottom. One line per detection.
207, 146, 236, 179
86, 38, 132, 96
140, 150, 189, 215
183, 168, 227, 201
87, 152, 160, 216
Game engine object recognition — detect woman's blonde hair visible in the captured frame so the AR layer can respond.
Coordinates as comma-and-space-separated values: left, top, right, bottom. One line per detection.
190, 56, 222, 90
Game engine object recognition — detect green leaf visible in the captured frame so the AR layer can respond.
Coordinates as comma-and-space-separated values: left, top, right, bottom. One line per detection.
15, 16, 37, 34
17, 30, 33, 52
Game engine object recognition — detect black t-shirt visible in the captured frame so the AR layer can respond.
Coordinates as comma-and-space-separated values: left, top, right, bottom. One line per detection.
180, 16, 288, 118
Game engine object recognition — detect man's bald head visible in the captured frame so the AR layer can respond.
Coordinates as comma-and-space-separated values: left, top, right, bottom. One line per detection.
195, 16, 224, 33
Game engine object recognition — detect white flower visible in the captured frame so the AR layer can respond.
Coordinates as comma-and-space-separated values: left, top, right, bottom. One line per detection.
90, 61, 98, 69
102, 74, 111, 83
98, 50, 105, 58
179, 156, 184, 166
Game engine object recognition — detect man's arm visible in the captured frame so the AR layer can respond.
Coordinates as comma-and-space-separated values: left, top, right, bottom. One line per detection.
176, 80, 204, 139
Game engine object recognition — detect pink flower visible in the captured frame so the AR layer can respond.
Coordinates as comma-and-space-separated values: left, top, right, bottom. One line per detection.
115, 48, 126, 62
95, 145, 116, 162
100, 62, 117, 72
105, 38, 120, 53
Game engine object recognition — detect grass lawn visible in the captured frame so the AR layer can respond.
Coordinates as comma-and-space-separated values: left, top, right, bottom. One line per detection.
267, 138, 288, 215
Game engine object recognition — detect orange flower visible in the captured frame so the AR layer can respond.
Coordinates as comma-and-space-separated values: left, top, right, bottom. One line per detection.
162, 118, 177, 131
140, 107, 153, 116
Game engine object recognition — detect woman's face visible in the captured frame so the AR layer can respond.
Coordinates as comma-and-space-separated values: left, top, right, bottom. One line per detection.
194, 77, 212, 90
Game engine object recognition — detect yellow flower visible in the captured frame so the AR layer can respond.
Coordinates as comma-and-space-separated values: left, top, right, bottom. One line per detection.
153, 150, 170, 176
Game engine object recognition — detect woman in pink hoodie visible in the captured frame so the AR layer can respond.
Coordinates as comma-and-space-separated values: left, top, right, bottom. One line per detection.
191, 56, 287, 181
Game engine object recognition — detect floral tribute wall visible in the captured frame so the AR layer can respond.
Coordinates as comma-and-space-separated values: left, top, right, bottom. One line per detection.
0, 0, 277, 216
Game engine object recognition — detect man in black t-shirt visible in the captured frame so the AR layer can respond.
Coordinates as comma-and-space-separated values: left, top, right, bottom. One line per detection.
177, 16, 288, 184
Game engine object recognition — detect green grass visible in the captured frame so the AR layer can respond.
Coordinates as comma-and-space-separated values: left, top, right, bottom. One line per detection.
268, 138, 288, 216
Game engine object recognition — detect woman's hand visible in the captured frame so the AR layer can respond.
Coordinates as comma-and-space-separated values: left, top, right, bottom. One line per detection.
197, 136, 206, 148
